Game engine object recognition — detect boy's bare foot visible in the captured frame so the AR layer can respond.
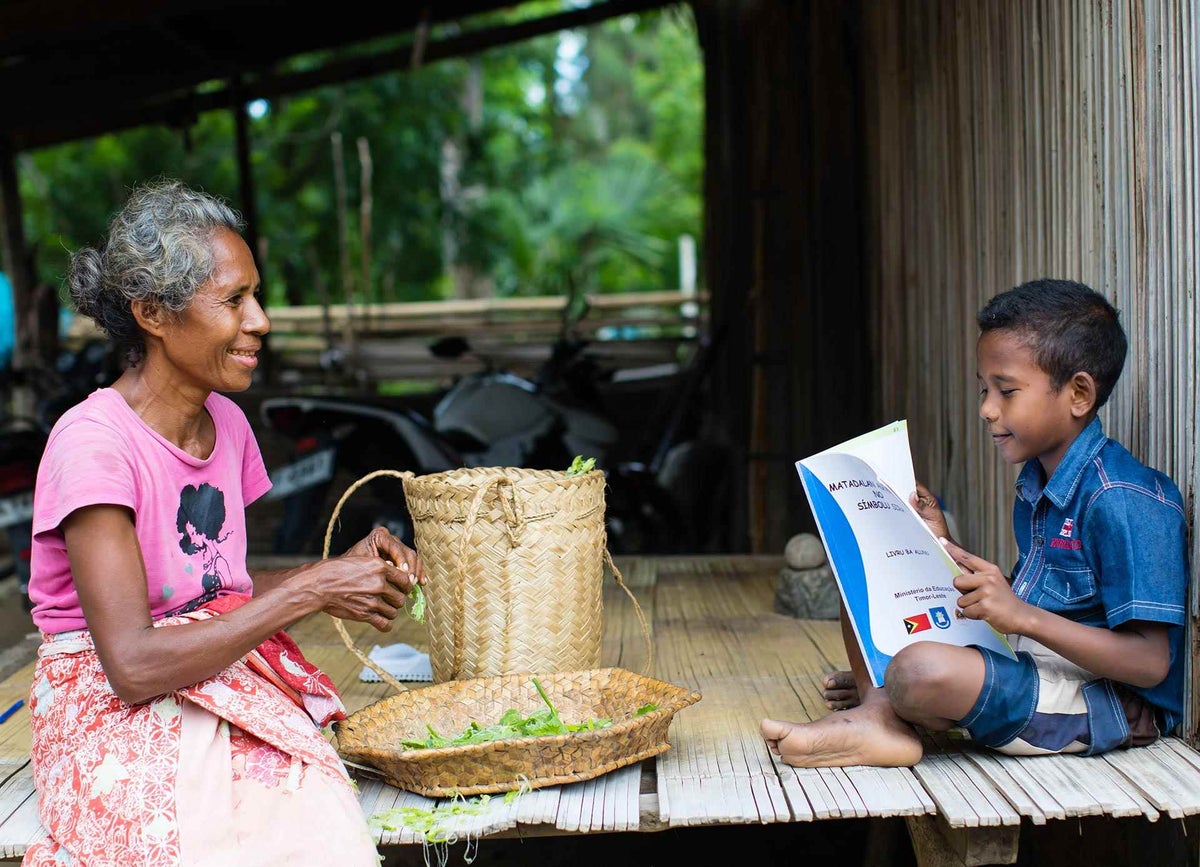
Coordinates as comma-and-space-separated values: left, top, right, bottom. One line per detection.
760, 699, 923, 767
822, 670, 860, 710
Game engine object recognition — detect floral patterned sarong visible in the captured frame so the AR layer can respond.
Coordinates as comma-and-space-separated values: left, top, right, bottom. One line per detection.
22, 604, 380, 866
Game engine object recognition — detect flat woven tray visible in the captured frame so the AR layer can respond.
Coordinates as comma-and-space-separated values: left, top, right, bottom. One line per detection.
334, 667, 701, 796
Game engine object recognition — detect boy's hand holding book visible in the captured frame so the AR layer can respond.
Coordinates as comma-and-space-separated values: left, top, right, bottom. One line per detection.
909, 481, 954, 544
940, 539, 1034, 636
796, 420, 1016, 687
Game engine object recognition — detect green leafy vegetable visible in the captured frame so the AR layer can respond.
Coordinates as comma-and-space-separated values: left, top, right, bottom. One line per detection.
501, 776, 532, 805
399, 677, 613, 750
566, 455, 596, 476
407, 583, 426, 623
370, 793, 492, 843
368, 779, 532, 845
635, 703, 658, 716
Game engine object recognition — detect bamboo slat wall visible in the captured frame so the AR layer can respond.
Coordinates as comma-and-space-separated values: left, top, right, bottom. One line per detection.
862, 0, 1200, 735
693, 0, 871, 554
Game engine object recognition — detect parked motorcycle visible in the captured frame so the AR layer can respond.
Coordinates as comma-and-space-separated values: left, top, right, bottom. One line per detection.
259, 391, 453, 555
427, 333, 619, 470
600, 316, 733, 555
258, 328, 692, 557
0, 419, 44, 610
260, 338, 622, 553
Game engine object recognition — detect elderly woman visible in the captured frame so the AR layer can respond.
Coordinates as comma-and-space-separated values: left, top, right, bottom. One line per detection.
22, 180, 423, 866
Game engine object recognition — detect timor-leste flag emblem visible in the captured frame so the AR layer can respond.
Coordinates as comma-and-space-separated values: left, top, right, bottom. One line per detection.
903, 613, 932, 634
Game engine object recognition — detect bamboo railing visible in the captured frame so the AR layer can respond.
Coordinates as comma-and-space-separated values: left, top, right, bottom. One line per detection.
862, 0, 1200, 735
65, 290, 708, 383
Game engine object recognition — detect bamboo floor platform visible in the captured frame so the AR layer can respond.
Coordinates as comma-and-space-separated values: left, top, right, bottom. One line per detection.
4, 554, 1200, 861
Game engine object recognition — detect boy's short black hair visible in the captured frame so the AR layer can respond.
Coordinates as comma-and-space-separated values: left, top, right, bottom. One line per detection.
977, 279, 1127, 409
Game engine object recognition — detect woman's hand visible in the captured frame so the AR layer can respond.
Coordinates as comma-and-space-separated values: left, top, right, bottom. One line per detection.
910, 481, 952, 543
940, 539, 1033, 636
315, 527, 427, 631
344, 526, 426, 582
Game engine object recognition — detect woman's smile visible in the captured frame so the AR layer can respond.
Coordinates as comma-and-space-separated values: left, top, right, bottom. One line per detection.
227, 348, 260, 368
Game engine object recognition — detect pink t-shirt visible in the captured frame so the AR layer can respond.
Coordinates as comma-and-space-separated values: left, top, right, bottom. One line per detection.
29, 388, 272, 634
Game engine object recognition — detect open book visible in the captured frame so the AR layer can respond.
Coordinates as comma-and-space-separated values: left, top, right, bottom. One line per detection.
796, 420, 1014, 687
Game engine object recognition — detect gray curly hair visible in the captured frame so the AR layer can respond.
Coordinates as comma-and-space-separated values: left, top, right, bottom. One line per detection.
68, 179, 245, 364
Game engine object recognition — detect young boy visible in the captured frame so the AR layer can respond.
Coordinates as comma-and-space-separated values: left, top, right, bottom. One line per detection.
761, 279, 1188, 767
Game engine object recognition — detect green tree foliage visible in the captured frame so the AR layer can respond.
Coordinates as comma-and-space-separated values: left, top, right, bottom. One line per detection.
16, 5, 703, 309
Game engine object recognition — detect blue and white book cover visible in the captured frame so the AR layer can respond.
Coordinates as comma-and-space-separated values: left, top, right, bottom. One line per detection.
796, 420, 1014, 687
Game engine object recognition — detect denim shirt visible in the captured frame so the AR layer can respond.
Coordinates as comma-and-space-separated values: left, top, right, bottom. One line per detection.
1009, 417, 1188, 733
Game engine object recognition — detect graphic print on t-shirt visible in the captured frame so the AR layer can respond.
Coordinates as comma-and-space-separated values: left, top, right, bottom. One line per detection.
176, 482, 232, 594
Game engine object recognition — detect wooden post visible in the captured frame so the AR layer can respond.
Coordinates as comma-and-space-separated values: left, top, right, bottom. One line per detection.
0, 136, 35, 419
306, 247, 336, 384
749, 203, 768, 554
233, 84, 260, 275
357, 137, 373, 306
693, 0, 871, 553
904, 815, 1019, 867
331, 131, 358, 379
410, 6, 431, 69
232, 81, 273, 385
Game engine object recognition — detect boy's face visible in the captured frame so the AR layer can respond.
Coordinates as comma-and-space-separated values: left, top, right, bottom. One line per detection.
976, 329, 1084, 479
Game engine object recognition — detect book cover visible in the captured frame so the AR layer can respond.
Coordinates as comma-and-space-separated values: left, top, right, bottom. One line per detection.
796, 420, 1014, 687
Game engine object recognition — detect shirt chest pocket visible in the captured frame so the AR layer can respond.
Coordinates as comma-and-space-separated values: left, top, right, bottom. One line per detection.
1042, 565, 1098, 604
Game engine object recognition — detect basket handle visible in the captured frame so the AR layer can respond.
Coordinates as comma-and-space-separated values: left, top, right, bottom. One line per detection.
602, 547, 654, 676
322, 468, 416, 694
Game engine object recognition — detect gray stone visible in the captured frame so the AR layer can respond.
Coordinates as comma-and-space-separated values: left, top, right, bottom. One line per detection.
775, 563, 841, 619
784, 532, 827, 570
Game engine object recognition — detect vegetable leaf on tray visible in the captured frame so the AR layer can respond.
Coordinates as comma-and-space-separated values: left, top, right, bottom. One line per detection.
400, 677, 613, 750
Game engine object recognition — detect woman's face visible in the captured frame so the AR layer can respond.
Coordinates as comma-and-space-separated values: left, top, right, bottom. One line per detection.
158, 227, 270, 394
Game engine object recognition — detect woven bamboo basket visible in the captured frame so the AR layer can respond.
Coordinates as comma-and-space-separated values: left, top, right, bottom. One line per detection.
333, 667, 701, 796
323, 467, 651, 691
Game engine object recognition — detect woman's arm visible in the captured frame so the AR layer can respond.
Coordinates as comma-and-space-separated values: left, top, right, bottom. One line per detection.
65, 505, 417, 704
248, 564, 304, 595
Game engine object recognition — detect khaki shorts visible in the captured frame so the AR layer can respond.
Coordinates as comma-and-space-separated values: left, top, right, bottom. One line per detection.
958, 636, 1160, 757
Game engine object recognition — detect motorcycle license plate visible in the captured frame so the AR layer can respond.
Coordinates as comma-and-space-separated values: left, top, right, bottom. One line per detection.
265, 448, 336, 500
0, 491, 34, 529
